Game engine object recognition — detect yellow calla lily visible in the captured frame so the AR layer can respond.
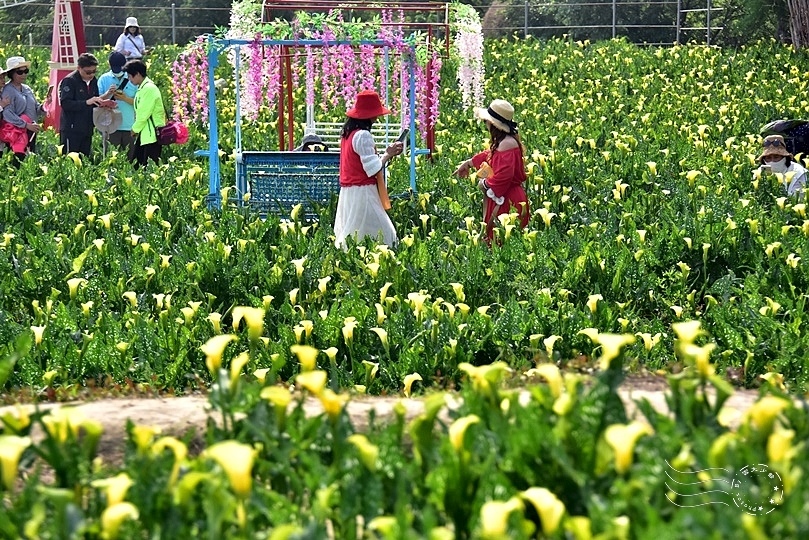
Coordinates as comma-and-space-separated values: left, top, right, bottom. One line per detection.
767, 423, 796, 463
744, 396, 791, 433
347, 434, 379, 471
261, 386, 292, 409
319, 389, 349, 421
604, 421, 653, 474
204, 440, 256, 499
232, 306, 265, 342
342, 317, 358, 345
680, 342, 716, 378
145, 205, 160, 221
230, 351, 251, 388
592, 333, 636, 370
449, 414, 480, 451
403, 373, 423, 397
152, 436, 188, 486
207, 312, 222, 333
458, 362, 510, 395
521, 487, 566, 535
200, 334, 237, 375
479, 497, 524, 539
91, 473, 133, 507
101, 502, 139, 539
67, 277, 87, 300
367, 516, 398, 535
672, 320, 703, 344
543, 335, 562, 355
295, 370, 327, 395
130, 425, 161, 453
586, 294, 603, 313
323, 347, 339, 364
291, 344, 319, 372
565, 516, 593, 540
30, 325, 45, 346
0, 406, 31, 434
450, 282, 465, 302
0, 435, 32, 490
527, 364, 563, 398
67, 151, 82, 166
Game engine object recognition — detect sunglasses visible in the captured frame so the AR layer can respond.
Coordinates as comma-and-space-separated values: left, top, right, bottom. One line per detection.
763, 139, 785, 148
83, 68, 97, 74
14, 69, 29, 75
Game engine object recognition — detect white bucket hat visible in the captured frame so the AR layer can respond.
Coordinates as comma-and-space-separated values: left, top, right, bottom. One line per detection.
475, 99, 518, 134
93, 107, 123, 134
125, 17, 139, 29
3, 56, 31, 75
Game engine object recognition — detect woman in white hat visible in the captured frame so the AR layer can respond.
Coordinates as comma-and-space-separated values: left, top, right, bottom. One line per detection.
454, 99, 530, 242
0, 56, 51, 162
115, 17, 147, 60
756, 134, 807, 199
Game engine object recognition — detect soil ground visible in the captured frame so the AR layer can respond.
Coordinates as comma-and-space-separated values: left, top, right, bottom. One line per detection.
0, 375, 761, 466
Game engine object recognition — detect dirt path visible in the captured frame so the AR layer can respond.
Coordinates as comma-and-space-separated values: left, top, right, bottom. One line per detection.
0, 379, 761, 464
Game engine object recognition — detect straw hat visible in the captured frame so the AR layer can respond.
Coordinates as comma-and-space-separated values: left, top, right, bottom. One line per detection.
347, 90, 391, 120
758, 134, 792, 162
475, 99, 518, 134
125, 17, 139, 29
3, 56, 31, 75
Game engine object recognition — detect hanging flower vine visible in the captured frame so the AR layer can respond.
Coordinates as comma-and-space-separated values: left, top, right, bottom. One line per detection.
452, 3, 486, 111
171, 34, 209, 124
170, 0, 476, 145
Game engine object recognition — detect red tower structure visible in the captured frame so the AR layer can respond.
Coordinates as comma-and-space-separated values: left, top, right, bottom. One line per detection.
46, 0, 87, 131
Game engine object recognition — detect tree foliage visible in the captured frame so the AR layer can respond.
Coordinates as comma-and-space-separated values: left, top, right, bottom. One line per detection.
1, 0, 807, 50
0, 0, 233, 49
473, 0, 803, 47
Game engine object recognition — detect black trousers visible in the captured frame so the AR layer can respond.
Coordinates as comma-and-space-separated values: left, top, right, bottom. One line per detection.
129, 139, 161, 168
60, 130, 93, 156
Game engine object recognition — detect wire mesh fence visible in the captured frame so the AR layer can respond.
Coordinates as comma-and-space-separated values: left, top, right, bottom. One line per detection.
0, 0, 722, 48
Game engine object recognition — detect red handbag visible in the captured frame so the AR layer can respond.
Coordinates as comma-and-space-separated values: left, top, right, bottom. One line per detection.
157, 120, 189, 145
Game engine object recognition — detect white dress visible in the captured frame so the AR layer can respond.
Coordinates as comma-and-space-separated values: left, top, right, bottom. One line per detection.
334, 130, 397, 249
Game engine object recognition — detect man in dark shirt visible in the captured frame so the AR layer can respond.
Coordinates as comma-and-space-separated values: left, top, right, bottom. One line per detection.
59, 53, 114, 157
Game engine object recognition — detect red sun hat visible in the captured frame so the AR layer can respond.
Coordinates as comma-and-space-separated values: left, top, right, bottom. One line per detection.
347, 90, 391, 120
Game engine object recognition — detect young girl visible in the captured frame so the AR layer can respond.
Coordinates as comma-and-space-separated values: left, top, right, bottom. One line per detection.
334, 90, 404, 249
454, 99, 530, 242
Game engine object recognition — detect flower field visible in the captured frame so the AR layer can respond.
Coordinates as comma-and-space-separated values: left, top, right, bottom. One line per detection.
1, 37, 809, 536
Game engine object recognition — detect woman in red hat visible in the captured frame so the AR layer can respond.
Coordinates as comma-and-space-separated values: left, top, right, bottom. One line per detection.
334, 90, 404, 249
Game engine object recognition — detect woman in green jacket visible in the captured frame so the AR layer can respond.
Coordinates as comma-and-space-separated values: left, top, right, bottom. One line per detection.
124, 59, 165, 168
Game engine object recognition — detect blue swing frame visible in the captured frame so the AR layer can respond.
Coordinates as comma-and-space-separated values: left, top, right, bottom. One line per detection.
195, 36, 428, 210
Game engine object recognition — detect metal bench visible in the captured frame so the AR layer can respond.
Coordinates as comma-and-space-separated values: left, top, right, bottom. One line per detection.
238, 151, 341, 218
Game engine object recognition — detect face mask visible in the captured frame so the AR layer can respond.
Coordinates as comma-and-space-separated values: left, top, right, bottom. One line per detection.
770, 158, 788, 174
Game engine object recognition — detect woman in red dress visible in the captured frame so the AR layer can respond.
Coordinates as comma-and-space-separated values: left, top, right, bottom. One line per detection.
454, 99, 530, 242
